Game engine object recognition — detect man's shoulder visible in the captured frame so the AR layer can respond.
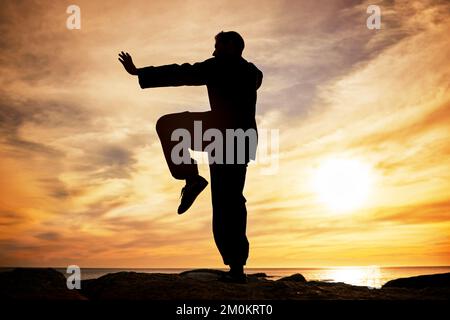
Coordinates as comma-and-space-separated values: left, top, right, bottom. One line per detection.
198, 57, 216, 65
196, 57, 262, 76
238, 58, 261, 73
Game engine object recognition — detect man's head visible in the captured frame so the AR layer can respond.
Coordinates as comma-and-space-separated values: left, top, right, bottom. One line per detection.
213, 31, 245, 59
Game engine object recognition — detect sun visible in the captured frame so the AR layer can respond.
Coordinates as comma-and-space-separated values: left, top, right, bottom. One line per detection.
312, 157, 373, 213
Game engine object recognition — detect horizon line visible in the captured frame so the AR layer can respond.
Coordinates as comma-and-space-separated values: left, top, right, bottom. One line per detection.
1, 265, 449, 269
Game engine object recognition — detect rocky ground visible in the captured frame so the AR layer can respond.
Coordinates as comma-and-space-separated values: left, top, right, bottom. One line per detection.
0, 268, 449, 301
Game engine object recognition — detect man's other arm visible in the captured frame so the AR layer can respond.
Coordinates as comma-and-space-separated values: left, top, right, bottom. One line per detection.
137, 59, 212, 89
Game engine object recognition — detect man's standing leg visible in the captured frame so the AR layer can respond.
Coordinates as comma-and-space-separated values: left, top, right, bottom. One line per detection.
210, 163, 249, 281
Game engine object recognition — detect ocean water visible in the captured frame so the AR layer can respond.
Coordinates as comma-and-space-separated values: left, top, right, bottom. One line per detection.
42, 266, 450, 289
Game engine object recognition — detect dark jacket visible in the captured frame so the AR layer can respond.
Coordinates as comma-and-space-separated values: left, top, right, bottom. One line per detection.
137, 57, 263, 131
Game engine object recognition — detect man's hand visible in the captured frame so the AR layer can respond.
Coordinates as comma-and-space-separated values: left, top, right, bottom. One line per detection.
118, 51, 138, 75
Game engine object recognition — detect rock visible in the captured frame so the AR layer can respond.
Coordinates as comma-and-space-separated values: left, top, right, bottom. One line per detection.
79, 270, 391, 300
0, 268, 86, 300
1, 268, 448, 300
180, 268, 225, 281
277, 273, 307, 282
180, 269, 269, 282
249, 272, 269, 278
382, 272, 450, 289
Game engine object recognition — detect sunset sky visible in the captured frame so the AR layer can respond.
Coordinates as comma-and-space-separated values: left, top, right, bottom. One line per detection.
0, 0, 449, 268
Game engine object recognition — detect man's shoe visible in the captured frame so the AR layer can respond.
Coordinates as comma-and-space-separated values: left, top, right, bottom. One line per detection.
177, 176, 208, 214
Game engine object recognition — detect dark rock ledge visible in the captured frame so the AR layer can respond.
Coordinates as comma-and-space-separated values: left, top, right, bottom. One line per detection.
0, 268, 448, 300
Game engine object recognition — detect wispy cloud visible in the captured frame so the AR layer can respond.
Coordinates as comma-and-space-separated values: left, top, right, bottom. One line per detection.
0, 0, 449, 267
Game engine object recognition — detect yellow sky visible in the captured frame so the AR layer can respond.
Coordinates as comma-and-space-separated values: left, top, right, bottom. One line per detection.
0, 0, 449, 268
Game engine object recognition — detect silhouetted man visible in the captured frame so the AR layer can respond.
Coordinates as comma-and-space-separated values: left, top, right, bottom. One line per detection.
119, 31, 263, 283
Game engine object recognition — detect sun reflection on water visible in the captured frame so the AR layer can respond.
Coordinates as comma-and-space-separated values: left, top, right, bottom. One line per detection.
323, 266, 382, 288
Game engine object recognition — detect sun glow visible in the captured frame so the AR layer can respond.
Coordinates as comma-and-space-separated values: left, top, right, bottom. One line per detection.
324, 266, 382, 288
312, 157, 373, 213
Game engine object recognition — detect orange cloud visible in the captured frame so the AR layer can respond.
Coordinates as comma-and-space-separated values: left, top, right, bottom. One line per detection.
0, 0, 449, 268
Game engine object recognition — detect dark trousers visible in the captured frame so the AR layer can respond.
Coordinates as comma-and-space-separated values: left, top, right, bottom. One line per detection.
156, 111, 249, 266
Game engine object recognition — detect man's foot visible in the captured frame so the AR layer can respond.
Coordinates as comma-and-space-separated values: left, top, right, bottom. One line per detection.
219, 265, 247, 284
178, 175, 208, 214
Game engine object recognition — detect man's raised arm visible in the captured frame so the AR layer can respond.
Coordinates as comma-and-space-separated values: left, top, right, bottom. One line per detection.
118, 51, 210, 89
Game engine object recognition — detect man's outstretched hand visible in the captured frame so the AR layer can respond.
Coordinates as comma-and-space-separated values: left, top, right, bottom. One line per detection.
118, 51, 138, 75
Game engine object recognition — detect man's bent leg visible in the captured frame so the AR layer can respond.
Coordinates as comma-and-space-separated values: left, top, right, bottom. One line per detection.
156, 111, 214, 180
156, 111, 215, 214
